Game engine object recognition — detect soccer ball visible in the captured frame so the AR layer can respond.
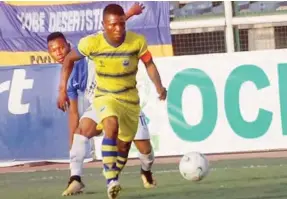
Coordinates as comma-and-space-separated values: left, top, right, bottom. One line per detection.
179, 152, 209, 181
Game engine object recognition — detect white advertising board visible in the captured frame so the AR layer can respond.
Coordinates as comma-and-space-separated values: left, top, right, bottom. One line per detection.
92, 49, 287, 158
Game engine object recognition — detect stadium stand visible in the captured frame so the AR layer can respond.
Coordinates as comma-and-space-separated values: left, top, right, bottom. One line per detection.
170, 1, 287, 55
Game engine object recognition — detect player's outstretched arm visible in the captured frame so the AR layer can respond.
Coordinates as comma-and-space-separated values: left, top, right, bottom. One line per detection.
141, 54, 167, 101
125, 2, 145, 20
57, 49, 83, 111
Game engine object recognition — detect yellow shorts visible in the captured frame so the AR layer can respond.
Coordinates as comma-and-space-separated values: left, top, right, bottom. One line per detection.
93, 96, 140, 142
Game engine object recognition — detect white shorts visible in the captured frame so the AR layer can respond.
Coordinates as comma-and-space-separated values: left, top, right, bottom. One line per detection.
80, 105, 150, 140
80, 105, 100, 123
134, 111, 150, 140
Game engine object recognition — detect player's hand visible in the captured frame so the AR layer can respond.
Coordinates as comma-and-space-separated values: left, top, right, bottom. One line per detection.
57, 90, 70, 112
129, 2, 145, 16
157, 87, 167, 101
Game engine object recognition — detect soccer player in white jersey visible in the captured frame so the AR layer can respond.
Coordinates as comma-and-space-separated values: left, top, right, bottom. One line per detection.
47, 3, 156, 196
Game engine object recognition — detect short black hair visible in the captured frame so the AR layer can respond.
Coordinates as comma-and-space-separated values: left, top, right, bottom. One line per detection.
47, 32, 67, 43
103, 4, 125, 18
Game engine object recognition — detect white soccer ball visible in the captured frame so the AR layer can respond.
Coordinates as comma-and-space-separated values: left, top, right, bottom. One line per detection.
179, 152, 209, 181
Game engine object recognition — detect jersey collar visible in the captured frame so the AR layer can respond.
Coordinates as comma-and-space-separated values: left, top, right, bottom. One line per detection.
103, 32, 126, 48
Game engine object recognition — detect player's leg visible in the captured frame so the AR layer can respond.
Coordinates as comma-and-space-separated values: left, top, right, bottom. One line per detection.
89, 136, 96, 160
133, 140, 156, 188
63, 107, 102, 196
115, 104, 140, 175
133, 112, 156, 188
115, 137, 132, 174
94, 96, 139, 199
93, 96, 123, 199
69, 118, 100, 179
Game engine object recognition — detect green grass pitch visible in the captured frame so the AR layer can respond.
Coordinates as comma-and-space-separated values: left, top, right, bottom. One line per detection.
1, 158, 287, 199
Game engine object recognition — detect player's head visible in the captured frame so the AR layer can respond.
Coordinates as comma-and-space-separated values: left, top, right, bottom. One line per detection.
47, 32, 71, 64
102, 4, 126, 44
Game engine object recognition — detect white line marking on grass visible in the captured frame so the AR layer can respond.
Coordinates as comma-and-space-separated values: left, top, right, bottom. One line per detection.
0, 164, 286, 185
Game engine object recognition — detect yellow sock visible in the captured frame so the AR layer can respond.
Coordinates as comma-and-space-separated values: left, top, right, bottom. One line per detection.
116, 152, 128, 174
101, 138, 118, 184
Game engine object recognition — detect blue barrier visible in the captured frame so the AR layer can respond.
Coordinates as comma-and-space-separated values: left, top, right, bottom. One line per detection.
0, 64, 76, 161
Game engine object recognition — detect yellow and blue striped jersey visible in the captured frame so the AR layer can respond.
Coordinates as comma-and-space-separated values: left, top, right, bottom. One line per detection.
76, 31, 148, 105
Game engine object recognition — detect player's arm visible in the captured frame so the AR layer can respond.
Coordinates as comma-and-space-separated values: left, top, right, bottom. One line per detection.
59, 36, 92, 96
57, 50, 83, 111
59, 50, 84, 94
58, 36, 92, 111
139, 38, 166, 100
141, 54, 166, 100
125, 2, 145, 21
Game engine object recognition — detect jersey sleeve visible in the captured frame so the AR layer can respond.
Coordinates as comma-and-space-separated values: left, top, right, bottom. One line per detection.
76, 36, 94, 57
138, 35, 149, 58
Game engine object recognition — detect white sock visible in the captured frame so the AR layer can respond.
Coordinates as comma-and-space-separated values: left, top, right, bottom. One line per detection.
139, 149, 154, 171
70, 134, 89, 176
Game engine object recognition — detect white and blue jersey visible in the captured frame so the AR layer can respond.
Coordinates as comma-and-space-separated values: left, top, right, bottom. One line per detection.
67, 57, 96, 104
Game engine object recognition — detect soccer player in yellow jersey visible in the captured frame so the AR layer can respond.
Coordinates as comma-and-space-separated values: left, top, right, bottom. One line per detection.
58, 4, 166, 199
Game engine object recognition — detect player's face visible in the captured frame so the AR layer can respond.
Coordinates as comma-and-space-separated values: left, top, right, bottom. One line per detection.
103, 14, 126, 43
48, 38, 70, 64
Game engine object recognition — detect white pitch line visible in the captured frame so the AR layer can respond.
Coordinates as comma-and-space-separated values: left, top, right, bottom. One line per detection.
0, 164, 286, 185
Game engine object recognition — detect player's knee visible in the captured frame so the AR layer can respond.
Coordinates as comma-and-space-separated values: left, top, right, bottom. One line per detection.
103, 116, 119, 139
77, 127, 95, 139
135, 140, 152, 155
79, 125, 102, 138
77, 118, 102, 138
74, 126, 90, 139
74, 127, 83, 137
139, 147, 152, 155
118, 140, 132, 154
